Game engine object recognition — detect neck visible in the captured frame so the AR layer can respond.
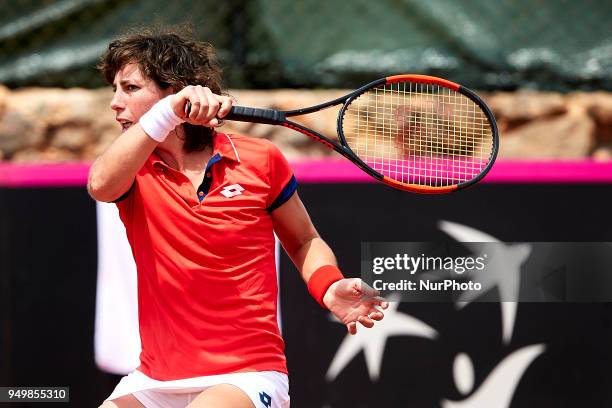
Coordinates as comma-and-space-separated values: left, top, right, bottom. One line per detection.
155, 129, 213, 171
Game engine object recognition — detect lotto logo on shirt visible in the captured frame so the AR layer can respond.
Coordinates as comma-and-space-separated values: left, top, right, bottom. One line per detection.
221, 184, 245, 198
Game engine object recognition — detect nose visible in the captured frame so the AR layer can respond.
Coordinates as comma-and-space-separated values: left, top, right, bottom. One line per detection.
110, 90, 125, 112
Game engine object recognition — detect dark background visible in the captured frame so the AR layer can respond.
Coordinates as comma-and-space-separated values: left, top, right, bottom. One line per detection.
281, 183, 612, 407
1, 0, 611, 91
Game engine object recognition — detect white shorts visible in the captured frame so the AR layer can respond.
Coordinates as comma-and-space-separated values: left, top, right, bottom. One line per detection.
106, 369, 290, 408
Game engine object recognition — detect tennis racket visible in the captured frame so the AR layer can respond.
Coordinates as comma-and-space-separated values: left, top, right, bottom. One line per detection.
191, 74, 499, 193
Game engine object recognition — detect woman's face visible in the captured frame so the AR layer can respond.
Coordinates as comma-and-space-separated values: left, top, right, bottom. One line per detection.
110, 63, 172, 133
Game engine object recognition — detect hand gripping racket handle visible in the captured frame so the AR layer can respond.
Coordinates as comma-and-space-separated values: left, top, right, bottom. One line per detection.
224, 106, 286, 125
184, 102, 286, 125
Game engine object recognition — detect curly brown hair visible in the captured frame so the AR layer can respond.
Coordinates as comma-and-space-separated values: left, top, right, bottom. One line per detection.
98, 27, 224, 152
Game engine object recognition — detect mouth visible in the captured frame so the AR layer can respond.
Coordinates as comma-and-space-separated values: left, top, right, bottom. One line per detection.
117, 120, 134, 133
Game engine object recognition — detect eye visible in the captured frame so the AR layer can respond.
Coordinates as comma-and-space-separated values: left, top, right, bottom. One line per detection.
126, 84, 139, 92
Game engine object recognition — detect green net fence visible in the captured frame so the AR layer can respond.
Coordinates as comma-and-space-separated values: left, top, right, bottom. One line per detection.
0, 0, 611, 90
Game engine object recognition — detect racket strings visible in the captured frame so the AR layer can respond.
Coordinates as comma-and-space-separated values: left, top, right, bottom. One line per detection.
342, 82, 495, 187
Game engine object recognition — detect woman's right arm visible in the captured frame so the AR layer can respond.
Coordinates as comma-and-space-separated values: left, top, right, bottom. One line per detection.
87, 123, 159, 203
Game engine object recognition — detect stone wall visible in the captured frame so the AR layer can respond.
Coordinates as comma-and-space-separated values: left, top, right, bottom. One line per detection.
0, 85, 610, 162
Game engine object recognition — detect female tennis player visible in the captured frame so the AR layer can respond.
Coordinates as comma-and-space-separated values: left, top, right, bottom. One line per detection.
89, 28, 388, 408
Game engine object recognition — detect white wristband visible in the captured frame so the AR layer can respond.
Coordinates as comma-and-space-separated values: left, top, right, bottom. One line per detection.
139, 95, 185, 143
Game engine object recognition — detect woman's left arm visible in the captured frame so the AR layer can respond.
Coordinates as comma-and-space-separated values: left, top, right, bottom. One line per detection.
271, 193, 388, 334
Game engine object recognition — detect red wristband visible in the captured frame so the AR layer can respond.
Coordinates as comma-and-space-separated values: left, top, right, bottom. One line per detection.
307, 265, 344, 308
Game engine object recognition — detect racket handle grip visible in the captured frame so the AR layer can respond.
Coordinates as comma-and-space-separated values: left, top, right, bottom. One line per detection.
225, 106, 285, 124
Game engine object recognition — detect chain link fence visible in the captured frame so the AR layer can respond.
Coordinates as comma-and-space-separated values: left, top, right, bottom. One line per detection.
0, 0, 611, 91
